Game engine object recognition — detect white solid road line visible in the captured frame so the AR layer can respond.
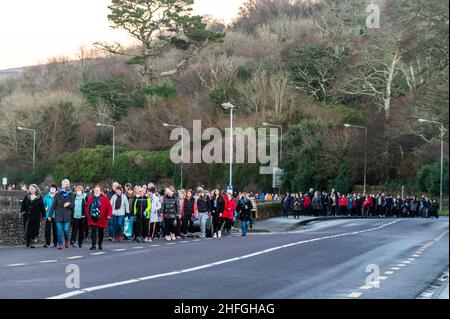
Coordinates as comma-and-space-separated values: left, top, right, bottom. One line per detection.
348, 292, 363, 298
47, 219, 402, 299
66, 256, 83, 260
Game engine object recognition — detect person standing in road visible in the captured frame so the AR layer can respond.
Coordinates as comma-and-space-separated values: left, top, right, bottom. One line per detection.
70, 185, 86, 248
147, 186, 161, 242
162, 186, 180, 241
210, 189, 224, 238
197, 190, 211, 239
43, 184, 58, 248
110, 185, 130, 242
85, 185, 112, 250
181, 189, 197, 238
222, 191, 236, 236
50, 179, 75, 250
21, 184, 45, 248
132, 186, 151, 243
237, 192, 253, 237
249, 192, 258, 229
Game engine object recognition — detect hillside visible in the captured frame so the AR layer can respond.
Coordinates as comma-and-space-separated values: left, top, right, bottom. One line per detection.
0, 0, 448, 195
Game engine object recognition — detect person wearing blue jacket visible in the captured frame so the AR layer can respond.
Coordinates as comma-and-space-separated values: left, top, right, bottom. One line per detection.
43, 184, 58, 248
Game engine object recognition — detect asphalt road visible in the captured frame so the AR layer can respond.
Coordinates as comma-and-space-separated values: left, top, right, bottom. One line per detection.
0, 217, 448, 299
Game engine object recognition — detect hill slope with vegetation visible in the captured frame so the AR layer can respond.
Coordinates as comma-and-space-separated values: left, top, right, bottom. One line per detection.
0, 0, 448, 195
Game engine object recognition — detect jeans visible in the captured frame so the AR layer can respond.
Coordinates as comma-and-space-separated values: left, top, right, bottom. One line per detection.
241, 220, 250, 236
198, 212, 208, 237
112, 215, 125, 237
108, 218, 114, 238
56, 221, 70, 246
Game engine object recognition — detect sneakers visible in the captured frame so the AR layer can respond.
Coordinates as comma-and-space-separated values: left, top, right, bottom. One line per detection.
144, 237, 150, 242
64, 241, 70, 249
90, 246, 97, 251
165, 235, 171, 241
218, 231, 222, 238
213, 233, 218, 238
43, 244, 50, 248
57, 245, 63, 250
171, 234, 176, 241
71, 243, 78, 248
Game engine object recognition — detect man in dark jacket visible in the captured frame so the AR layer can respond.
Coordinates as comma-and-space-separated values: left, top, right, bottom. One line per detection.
282, 192, 293, 218
50, 179, 75, 249
237, 193, 253, 237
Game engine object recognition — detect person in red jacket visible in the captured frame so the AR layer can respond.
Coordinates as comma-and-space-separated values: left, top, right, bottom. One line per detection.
303, 194, 311, 216
85, 185, 113, 250
222, 191, 236, 236
339, 194, 348, 216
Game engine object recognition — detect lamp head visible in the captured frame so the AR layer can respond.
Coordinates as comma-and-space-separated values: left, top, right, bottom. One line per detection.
96, 123, 103, 127
344, 124, 352, 128
221, 102, 235, 110
418, 119, 427, 123
17, 126, 24, 130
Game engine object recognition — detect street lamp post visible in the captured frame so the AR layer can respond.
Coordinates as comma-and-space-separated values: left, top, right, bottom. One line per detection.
418, 119, 446, 212
263, 122, 283, 163
163, 123, 184, 189
222, 102, 236, 191
344, 124, 368, 194
96, 123, 115, 164
17, 126, 36, 172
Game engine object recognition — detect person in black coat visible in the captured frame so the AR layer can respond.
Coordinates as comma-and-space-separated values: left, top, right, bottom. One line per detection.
20, 184, 46, 248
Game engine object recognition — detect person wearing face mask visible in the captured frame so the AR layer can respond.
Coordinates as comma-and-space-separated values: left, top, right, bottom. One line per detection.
21, 184, 46, 248
50, 179, 75, 250
43, 184, 58, 248
70, 186, 87, 248
85, 185, 113, 250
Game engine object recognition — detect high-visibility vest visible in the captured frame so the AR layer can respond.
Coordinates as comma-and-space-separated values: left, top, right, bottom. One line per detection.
134, 197, 151, 218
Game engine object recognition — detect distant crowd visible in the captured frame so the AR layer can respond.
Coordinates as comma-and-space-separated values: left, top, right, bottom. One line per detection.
278, 189, 441, 219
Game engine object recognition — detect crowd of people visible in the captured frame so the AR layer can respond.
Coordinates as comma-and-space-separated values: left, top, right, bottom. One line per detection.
279, 189, 441, 219
19, 180, 259, 249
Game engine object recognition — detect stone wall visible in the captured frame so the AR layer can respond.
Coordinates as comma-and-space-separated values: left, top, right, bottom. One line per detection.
0, 190, 42, 246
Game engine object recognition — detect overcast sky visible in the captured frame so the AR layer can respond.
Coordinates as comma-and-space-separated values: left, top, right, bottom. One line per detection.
0, 0, 245, 70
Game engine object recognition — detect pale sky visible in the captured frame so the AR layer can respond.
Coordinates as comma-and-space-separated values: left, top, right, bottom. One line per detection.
0, 0, 245, 70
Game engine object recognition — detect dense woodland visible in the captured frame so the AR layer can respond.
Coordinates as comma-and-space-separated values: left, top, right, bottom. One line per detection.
0, 0, 448, 195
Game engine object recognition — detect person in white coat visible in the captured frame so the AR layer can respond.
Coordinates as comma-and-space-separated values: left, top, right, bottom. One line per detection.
147, 186, 161, 242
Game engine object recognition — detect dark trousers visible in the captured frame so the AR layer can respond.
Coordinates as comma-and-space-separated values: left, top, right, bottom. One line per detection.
175, 216, 182, 237
212, 213, 221, 233
134, 217, 149, 238
182, 216, 194, 234
164, 218, 175, 236
91, 226, 104, 248
155, 222, 162, 238
220, 218, 232, 234
45, 218, 57, 246
71, 218, 84, 246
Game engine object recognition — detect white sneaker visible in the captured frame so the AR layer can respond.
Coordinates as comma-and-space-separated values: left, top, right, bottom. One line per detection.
218, 231, 222, 238
171, 234, 176, 241
213, 233, 218, 238
165, 235, 171, 241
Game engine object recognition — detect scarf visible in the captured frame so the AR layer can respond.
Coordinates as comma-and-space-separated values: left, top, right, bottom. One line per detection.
114, 194, 122, 210
60, 188, 71, 199
90, 195, 101, 221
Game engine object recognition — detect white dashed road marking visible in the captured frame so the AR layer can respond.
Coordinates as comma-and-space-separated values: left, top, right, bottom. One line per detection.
47, 220, 402, 299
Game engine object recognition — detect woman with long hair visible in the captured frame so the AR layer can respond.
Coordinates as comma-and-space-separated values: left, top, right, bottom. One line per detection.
21, 184, 45, 248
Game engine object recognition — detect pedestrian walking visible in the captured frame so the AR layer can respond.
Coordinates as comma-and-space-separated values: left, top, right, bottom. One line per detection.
85, 185, 112, 250
21, 184, 45, 248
